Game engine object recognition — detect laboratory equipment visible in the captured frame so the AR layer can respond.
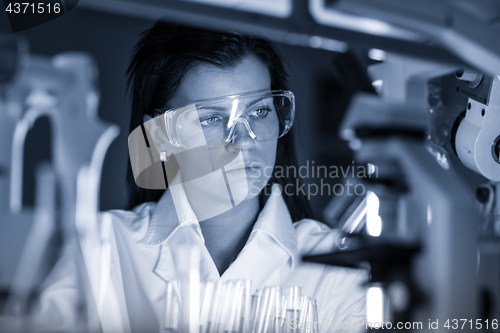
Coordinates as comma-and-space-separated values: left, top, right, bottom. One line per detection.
162, 278, 316, 333
0, 35, 121, 332
453, 73, 500, 182
166, 243, 317, 333
305, 54, 479, 330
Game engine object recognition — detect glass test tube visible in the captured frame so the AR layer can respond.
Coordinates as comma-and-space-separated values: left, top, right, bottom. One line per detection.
165, 281, 180, 332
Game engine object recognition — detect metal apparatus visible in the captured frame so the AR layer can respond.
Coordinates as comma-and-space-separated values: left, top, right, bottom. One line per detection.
0, 36, 120, 332
306, 54, 482, 330
301, 2, 500, 328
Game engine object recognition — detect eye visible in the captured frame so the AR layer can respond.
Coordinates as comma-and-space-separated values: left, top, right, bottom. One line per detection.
200, 116, 222, 126
249, 108, 270, 119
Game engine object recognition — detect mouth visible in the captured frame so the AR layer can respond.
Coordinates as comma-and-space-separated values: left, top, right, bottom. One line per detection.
225, 165, 261, 172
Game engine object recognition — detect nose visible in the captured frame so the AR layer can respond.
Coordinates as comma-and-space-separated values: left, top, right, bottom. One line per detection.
231, 122, 255, 149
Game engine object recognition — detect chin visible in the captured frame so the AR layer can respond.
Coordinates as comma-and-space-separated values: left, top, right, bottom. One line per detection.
247, 177, 271, 197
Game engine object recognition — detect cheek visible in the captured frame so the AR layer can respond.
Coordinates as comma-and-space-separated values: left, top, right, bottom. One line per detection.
261, 140, 278, 172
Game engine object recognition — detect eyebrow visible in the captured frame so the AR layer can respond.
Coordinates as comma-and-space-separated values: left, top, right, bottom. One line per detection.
196, 95, 272, 115
246, 96, 269, 108
197, 106, 227, 112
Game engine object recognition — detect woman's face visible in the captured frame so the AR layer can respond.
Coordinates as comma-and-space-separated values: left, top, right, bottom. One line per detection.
167, 56, 278, 203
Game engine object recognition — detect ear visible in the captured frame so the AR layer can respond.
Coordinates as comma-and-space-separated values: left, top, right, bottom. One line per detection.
143, 114, 153, 123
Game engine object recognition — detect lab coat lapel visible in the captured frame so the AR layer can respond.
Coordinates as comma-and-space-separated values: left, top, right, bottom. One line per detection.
222, 185, 299, 289
153, 225, 220, 283
140, 187, 214, 282
221, 231, 291, 289
148, 183, 299, 287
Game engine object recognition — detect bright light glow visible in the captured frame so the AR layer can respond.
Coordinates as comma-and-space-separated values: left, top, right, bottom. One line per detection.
372, 80, 383, 94
425, 144, 450, 170
368, 49, 386, 61
367, 287, 384, 326
186, 0, 292, 18
227, 99, 239, 128
435, 151, 449, 170
345, 196, 368, 234
366, 191, 382, 237
427, 204, 432, 225
367, 163, 377, 175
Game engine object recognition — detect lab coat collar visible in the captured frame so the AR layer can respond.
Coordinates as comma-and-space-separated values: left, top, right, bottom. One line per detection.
136, 186, 202, 246
137, 183, 299, 269
250, 184, 299, 269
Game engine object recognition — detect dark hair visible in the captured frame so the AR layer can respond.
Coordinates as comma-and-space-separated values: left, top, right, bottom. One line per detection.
126, 21, 311, 221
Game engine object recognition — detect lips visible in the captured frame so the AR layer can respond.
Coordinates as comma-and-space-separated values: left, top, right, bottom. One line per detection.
224, 164, 261, 173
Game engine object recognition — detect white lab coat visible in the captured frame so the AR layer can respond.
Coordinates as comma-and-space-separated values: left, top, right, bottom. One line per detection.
37, 184, 367, 333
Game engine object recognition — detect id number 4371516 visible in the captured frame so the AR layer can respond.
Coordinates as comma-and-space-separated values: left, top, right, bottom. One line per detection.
444, 319, 498, 330
5, 2, 61, 14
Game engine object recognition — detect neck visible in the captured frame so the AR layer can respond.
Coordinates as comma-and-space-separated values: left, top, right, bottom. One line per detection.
198, 195, 260, 275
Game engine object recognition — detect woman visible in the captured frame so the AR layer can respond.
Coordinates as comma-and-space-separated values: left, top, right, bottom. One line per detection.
39, 21, 367, 332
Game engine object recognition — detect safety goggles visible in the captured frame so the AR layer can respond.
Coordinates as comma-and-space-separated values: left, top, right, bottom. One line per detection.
156, 90, 295, 149
128, 90, 294, 190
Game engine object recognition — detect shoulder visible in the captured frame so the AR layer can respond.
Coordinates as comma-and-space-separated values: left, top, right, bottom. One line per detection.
292, 220, 368, 325
98, 201, 156, 242
293, 218, 342, 256
292, 218, 369, 294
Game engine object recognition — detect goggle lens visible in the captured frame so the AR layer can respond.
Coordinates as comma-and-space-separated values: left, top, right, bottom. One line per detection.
165, 91, 294, 148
